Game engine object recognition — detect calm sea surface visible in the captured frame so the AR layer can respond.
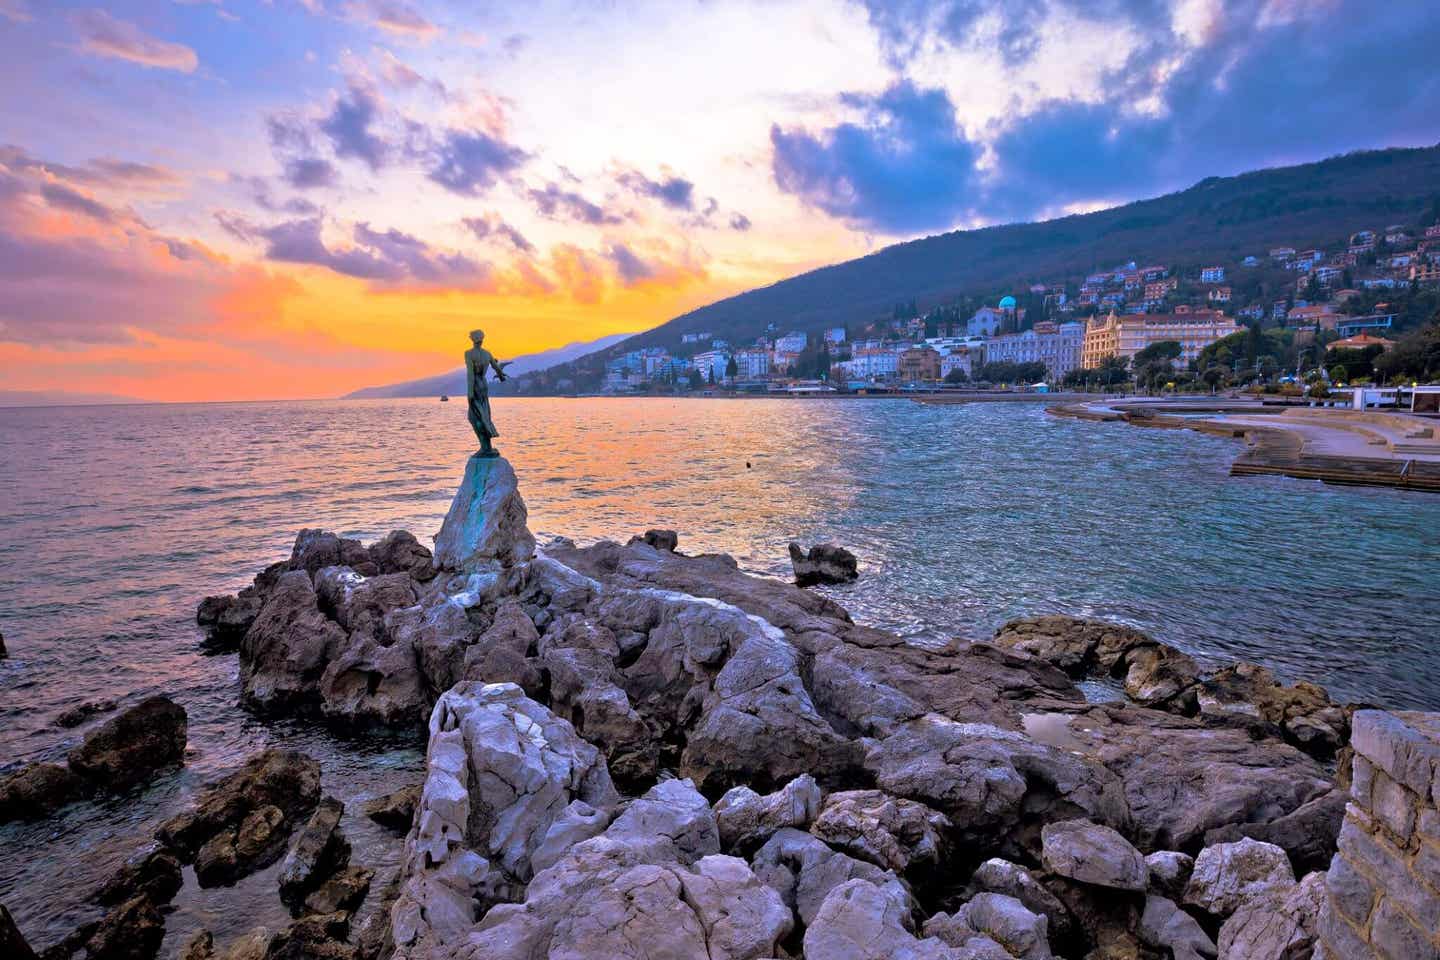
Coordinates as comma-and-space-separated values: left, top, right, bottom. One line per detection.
2, 397, 1438, 950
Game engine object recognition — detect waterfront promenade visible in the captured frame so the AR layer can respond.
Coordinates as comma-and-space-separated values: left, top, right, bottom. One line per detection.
1051, 398, 1440, 491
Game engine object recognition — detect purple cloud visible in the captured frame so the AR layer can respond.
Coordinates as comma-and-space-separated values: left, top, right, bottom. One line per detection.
70, 9, 199, 72
427, 129, 528, 196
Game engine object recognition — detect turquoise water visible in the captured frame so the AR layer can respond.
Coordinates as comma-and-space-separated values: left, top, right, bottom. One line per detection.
1, 396, 1437, 950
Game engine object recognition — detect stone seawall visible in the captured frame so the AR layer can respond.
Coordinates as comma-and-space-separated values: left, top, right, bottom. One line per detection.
1321, 710, 1440, 959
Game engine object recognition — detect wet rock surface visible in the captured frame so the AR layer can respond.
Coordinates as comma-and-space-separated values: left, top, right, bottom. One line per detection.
788, 541, 859, 586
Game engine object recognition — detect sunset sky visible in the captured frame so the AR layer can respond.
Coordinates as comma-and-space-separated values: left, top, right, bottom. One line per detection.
2, 0, 1438, 401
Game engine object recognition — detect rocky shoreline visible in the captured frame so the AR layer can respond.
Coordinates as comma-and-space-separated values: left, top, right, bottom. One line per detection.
1, 454, 1433, 960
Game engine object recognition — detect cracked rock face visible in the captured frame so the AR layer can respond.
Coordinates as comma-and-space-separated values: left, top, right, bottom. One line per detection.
435, 780, 789, 960
810, 789, 951, 873
1040, 819, 1148, 892
391, 682, 617, 955
1183, 837, 1296, 916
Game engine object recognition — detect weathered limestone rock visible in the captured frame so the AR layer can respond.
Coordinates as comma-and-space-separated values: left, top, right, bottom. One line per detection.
928, 893, 1054, 959
460, 599, 542, 694
239, 571, 347, 712
991, 615, 1153, 676
804, 878, 960, 960
1122, 642, 1201, 704
1022, 705, 1332, 851
681, 604, 863, 793
449, 780, 786, 960
314, 568, 416, 638
750, 827, 901, 927
303, 864, 374, 917
318, 630, 428, 729
1203, 787, 1346, 875
432, 455, 535, 572
714, 774, 823, 851
788, 541, 859, 586
1137, 895, 1216, 960
158, 748, 321, 877
864, 715, 1129, 854
529, 800, 611, 874
810, 789, 950, 873
390, 682, 617, 954
368, 530, 437, 581
1196, 662, 1349, 758
81, 892, 166, 960
362, 784, 420, 833
629, 529, 679, 552
0, 761, 88, 823
278, 796, 349, 909
1040, 819, 1148, 892
1184, 837, 1296, 916
1145, 851, 1194, 901
1218, 870, 1323, 960
291, 528, 374, 578
195, 803, 289, 887
0, 904, 37, 960
197, 592, 263, 648
968, 858, 1075, 949
95, 846, 183, 906
67, 695, 187, 790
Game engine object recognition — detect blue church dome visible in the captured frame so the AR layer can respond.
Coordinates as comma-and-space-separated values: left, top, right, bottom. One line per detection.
998, 295, 1017, 309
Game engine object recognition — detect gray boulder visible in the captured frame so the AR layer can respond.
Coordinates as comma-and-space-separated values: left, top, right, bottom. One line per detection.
927, 893, 1053, 959
681, 607, 862, 793
1184, 837, 1296, 916
277, 795, 349, 910
788, 541, 859, 586
714, 774, 823, 851
453, 781, 785, 960
863, 715, 1129, 853
239, 570, 346, 712
390, 682, 618, 954
67, 695, 187, 791
1026, 705, 1333, 851
804, 878, 962, 960
1216, 870, 1324, 959
1145, 850, 1195, 900
629, 529, 680, 552
1138, 895, 1217, 960
0, 761, 88, 823
368, 529, 436, 580
968, 858, 1075, 948
432, 455, 535, 572
810, 789, 950, 873
1040, 819, 1147, 892
750, 827, 902, 927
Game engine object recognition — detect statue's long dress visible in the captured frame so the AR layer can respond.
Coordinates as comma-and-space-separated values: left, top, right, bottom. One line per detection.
466, 353, 500, 440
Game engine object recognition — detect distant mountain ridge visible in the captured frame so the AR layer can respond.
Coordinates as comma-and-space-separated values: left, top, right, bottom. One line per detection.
518, 144, 1440, 389
345, 332, 634, 398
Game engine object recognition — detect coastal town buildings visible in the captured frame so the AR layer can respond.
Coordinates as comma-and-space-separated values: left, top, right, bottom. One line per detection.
897, 346, 941, 382
985, 321, 1086, 379
1081, 311, 1241, 368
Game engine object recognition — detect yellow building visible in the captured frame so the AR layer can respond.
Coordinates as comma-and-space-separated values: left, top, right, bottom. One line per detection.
1081, 311, 1241, 369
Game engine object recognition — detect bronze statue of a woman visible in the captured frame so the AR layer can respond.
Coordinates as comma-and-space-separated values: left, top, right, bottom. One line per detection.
465, 329, 510, 457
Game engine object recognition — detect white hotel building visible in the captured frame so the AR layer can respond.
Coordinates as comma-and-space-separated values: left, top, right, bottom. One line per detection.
982, 321, 1086, 379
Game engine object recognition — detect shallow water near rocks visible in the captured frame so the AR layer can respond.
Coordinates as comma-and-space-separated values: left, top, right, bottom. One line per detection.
2, 396, 1438, 951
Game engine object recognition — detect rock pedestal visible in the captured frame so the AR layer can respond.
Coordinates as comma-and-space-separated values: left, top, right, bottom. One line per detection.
1319, 710, 1440, 959
432, 456, 535, 572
